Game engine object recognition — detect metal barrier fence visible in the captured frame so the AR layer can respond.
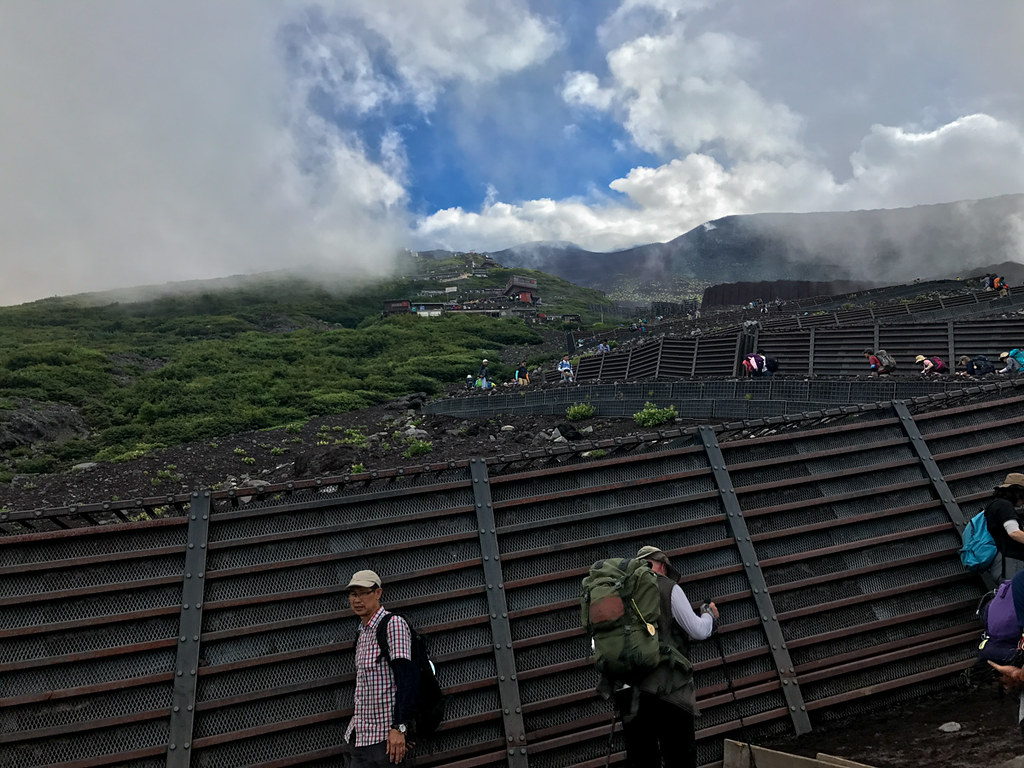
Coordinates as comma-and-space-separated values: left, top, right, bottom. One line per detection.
425, 376, 993, 420
4, 385, 1023, 767
534, 316, 1024, 384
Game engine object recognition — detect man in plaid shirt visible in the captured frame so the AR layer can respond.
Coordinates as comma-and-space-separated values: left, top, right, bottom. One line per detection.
344, 569, 416, 766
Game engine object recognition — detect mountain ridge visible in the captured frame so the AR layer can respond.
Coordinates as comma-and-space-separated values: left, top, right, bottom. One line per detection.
484, 193, 1024, 293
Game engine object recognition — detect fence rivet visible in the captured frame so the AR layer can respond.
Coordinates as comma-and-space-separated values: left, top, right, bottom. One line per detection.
169, 744, 176, 750
180, 636, 186, 642
519, 735, 526, 741
521, 748, 527, 754
783, 680, 788, 686
177, 670, 183, 676
500, 675, 506, 681
191, 669, 196, 676
492, 613, 498, 619
484, 556, 489, 561
193, 635, 199, 641
509, 750, 515, 756
187, 704, 193, 711
173, 705, 180, 712
515, 706, 521, 713
183, 603, 189, 610
791, 706, 797, 711
488, 584, 493, 589
188, 543, 194, 549
771, 644, 777, 650
495, 644, 501, 650
196, 603, 201, 609
506, 643, 512, 649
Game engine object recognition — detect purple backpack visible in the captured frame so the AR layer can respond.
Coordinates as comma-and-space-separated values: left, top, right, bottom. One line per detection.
978, 580, 1023, 663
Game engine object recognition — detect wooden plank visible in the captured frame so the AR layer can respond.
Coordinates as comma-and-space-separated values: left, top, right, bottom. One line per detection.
724, 740, 876, 768
815, 755, 874, 768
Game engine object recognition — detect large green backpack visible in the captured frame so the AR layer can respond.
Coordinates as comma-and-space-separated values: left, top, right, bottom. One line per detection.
580, 557, 663, 684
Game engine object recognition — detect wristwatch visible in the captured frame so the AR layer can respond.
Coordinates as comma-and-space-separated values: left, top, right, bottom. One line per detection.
391, 723, 407, 734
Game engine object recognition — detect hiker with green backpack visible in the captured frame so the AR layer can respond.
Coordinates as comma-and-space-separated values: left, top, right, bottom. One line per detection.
581, 545, 719, 768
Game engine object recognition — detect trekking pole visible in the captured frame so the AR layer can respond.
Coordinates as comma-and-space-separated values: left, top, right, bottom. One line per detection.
707, 601, 760, 768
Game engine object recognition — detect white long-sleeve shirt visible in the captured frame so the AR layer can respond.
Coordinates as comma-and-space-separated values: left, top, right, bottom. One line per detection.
670, 583, 714, 640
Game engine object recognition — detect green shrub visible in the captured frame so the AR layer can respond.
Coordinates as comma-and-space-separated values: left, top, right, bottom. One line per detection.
633, 401, 677, 428
566, 403, 596, 421
403, 439, 432, 458
351, 463, 367, 474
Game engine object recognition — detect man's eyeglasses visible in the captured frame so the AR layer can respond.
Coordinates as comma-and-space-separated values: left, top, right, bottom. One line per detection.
348, 588, 379, 599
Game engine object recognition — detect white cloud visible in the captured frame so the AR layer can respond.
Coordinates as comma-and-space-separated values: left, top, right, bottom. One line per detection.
415, 1, 1024, 255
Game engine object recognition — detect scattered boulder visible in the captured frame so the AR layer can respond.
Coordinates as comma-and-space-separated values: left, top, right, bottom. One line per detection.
293, 445, 359, 477
0, 400, 90, 452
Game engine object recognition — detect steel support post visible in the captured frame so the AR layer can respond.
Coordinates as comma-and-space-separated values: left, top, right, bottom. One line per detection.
697, 427, 812, 735
808, 328, 815, 377
890, 401, 988, 586
167, 491, 211, 768
469, 459, 529, 767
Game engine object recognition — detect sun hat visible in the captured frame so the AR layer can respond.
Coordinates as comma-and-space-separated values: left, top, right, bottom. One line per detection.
914, 355, 926, 363
999, 473, 1024, 489
863, 348, 873, 355
346, 569, 382, 589
636, 545, 680, 581
482, 359, 488, 363
1000, 352, 1010, 359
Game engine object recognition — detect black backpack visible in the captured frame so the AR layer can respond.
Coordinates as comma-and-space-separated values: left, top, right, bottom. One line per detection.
376, 613, 447, 737
764, 357, 780, 373
973, 355, 995, 375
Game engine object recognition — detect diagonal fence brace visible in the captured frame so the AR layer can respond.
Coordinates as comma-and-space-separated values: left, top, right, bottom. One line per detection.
167, 491, 211, 768
698, 426, 812, 736
469, 458, 529, 767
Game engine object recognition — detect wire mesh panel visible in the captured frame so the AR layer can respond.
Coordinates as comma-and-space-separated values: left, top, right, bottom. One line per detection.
190, 472, 509, 768
0, 519, 188, 767
8, 390, 1024, 767
487, 448, 794, 767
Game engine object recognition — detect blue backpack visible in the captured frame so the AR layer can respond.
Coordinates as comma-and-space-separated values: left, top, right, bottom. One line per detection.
960, 509, 998, 572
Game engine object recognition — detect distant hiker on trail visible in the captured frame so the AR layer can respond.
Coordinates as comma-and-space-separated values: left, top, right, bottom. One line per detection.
957, 355, 996, 377
864, 349, 883, 376
558, 355, 574, 383
514, 362, 529, 386
465, 374, 475, 390
741, 352, 765, 377
914, 355, 948, 374
998, 350, 1024, 375
477, 359, 490, 388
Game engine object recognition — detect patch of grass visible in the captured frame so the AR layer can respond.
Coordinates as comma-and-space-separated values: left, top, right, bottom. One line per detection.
403, 439, 432, 458
632, 401, 677, 428
269, 447, 285, 456
566, 403, 596, 421
351, 463, 367, 474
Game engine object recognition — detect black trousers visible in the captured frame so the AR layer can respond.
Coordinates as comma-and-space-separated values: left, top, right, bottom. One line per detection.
346, 740, 415, 767
614, 689, 696, 768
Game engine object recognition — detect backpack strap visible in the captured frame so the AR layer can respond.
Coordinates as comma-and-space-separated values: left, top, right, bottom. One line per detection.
375, 612, 395, 665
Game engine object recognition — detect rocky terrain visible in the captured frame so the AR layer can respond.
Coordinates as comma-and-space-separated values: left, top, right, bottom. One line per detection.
0, 389, 646, 512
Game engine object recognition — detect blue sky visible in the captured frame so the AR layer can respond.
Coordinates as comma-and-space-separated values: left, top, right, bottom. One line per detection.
1, 1, 1024, 304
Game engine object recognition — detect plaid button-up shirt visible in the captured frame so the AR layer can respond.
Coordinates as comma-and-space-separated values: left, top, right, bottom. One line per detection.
345, 607, 412, 747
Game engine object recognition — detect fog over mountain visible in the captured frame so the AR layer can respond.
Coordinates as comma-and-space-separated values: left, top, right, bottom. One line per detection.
487, 194, 1024, 291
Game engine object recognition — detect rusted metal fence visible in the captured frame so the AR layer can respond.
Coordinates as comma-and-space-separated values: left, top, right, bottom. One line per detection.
543, 316, 1024, 383
4, 382, 1021, 767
